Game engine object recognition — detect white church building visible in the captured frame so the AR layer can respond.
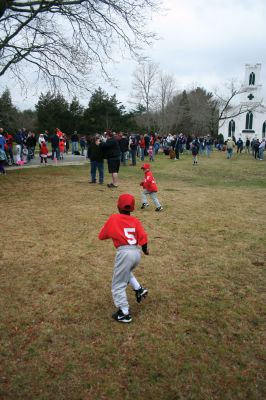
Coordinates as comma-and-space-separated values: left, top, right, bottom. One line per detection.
219, 63, 266, 141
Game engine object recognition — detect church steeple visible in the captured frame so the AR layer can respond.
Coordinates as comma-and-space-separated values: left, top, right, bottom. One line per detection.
219, 63, 266, 141
241, 63, 262, 105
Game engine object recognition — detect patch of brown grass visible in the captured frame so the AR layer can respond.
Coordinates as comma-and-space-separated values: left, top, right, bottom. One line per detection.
0, 152, 265, 399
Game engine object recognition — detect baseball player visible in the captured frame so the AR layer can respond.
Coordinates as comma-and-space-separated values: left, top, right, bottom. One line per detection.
98, 193, 149, 323
140, 163, 163, 211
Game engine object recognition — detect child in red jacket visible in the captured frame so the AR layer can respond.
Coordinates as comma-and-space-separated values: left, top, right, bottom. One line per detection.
140, 163, 163, 211
40, 141, 48, 164
59, 137, 65, 160
98, 193, 149, 323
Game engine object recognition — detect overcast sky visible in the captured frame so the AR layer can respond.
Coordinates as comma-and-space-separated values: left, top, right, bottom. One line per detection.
1, 0, 266, 111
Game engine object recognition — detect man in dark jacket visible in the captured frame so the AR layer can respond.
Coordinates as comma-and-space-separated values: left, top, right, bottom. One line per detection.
71, 131, 79, 154
101, 131, 121, 188
129, 134, 138, 165
119, 133, 129, 166
25, 132, 36, 161
51, 131, 59, 160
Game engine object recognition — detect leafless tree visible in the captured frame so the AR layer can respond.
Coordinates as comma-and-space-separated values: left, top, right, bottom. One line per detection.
0, 0, 161, 93
156, 72, 175, 134
214, 80, 263, 128
132, 61, 159, 129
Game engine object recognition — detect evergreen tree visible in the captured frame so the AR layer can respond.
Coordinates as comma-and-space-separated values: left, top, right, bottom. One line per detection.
35, 92, 69, 134
83, 88, 125, 133
187, 87, 217, 136
0, 88, 17, 132
162, 87, 219, 136
177, 90, 192, 134
68, 97, 84, 133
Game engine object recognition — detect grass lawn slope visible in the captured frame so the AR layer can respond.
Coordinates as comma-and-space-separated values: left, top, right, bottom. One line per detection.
0, 151, 265, 400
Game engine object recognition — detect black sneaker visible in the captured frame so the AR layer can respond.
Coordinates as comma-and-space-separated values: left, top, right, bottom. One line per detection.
135, 286, 148, 303
141, 203, 149, 209
112, 309, 132, 323
155, 206, 163, 212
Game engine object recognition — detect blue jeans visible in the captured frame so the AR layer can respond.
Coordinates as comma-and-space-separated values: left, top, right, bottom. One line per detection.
72, 142, 79, 154
258, 148, 264, 160
121, 151, 128, 166
130, 149, 137, 165
154, 143, 160, 154
205, 145, 211, 157
7, 146, 14, 163
227, 148, 233, 159
52, 147, 59, 160
91, 160, 104, 183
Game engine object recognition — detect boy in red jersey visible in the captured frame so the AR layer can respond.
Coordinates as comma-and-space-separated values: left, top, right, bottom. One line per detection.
98, 193, 149, 323
140, 163, 163, 211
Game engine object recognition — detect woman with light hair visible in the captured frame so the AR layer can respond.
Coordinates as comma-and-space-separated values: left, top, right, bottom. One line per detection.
226, 137, 235, 159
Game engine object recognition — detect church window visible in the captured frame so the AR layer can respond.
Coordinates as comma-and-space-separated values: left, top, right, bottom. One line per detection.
245, 112, 253, 130
262, 121, 266, 138
228, 119, 235, 137
249, 72, 255, 85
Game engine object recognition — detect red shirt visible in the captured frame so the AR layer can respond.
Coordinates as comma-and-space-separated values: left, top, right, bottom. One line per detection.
40, 144, 48, 155
56, 129, 63, 138
59, 140, 65, 152
139, 137, 145, 148
142, 170, 158, 192
5, 134, 13, 147
98, 213, 148, 248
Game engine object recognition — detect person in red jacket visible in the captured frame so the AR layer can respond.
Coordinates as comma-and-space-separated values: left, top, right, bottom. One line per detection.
4, 132, 14, 164
140, 163, 163, 211
58, 137, 65, 160
98, 193, 149, 323
40, 141, 48, 164
139, 135, 146, 161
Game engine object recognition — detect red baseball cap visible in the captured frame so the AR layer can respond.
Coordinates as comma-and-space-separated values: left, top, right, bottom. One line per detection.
141, 163, 150, 170
117, 194, 135, 211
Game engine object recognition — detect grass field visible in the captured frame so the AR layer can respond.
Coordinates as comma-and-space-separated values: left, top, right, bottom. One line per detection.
0, 151, 265, 400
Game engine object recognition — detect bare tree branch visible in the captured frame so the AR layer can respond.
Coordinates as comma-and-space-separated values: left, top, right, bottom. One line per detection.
213, 80, 263, 129
0, 0, 161, 94
132, 61, 159, 129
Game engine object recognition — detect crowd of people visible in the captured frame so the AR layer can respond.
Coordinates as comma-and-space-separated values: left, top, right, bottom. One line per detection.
0, 127, 88, 168
0, 126, 265, 176
226, 136, 266, 160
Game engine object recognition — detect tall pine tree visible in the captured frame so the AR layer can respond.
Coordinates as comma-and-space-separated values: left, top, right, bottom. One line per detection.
0, 88, 17, 132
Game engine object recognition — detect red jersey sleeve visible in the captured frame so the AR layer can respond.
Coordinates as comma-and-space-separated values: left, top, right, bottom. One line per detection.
98, 214, 148, 248
98, 216, 113, 241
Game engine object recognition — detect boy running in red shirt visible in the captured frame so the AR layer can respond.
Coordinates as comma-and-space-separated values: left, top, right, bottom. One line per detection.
98, 194, 149, 323
140, 163, 163, 211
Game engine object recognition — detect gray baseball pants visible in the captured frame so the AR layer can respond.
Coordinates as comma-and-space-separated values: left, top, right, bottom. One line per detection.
141, 189, 161, 208
112, 245, 141, 311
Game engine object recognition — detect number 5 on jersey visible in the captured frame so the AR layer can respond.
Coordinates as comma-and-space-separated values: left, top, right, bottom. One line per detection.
124, 228, 137, 245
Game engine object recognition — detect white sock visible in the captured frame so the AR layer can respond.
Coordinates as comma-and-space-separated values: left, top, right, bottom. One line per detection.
121, 307, 129, 315
129, 275, 141, 291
